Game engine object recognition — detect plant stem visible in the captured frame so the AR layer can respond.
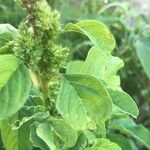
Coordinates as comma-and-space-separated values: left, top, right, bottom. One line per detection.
39, 77, 50, 109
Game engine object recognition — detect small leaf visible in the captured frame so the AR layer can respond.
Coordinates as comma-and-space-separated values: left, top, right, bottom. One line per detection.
111, 118, 150, 149
0, 55, 31, 120
84, 130, 96, 144
30, 122, 49, 150
108, 89, 139, 118
85, 138, 122, 150
80, 47, 108, 80
65, 20, 115, 54
69, 133, 87, 150
104, 56, 124, 89
51, 119, 78, 148
135, 37, 150, 79
36, 122, 57, 150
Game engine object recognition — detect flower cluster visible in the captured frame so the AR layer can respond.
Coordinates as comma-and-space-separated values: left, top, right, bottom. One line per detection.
13, 0, 68, 80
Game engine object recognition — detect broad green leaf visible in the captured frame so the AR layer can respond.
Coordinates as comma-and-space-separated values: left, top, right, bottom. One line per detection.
81, 47, 123, 90
110, 118, 150, 149
36, 122, 57, 150
1, 119, 32, 150
107, 133, 132, 150
108, 89, 139, 118
0, 24, 18, 46
50, 119, 78, 148
85, 138, 122, 150
84, 50, 122, 88
57, 74, 112, 130
30, 122, 49, 150
65, 20, 115, 54
66, 47, 138, 119
67, 47, 123, 89
57, 76, 88, 130
31, 120, 77, 150
0, 55, 31, 120
135, 37, 150, 79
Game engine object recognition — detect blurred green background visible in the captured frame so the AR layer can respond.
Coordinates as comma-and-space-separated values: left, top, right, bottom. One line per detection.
0, 0, 150, 149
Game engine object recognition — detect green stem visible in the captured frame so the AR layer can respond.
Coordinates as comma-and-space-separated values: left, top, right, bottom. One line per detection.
40, 77, 50, 109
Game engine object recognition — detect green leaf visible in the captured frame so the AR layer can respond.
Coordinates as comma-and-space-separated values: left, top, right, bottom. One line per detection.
1, 119, 32, 150
104, 56, 124, 89
66, 48, 138, 119
31, 120, 77, 150
110, 118, 150, 149
1, 91, 43, 150
69, 133, 87, 150
0, 24, 18, 46
50, 119, 78, 148
30, 122, 49, 150
56, 76, 88, 130
85, 138, 122, 150
26, 88, 43, 107
36, 122, 57, 150
135, 37, 150, 79
0, 55, 20, 89
0, 55, 31, 120
65, 20, 115, 54
66, 60, 84, 74
66, 47, 123, 89
80, 47, 108, 80
0, 44, 12, 54
0, 24, 18, 36
57, 74, 112, 130
107, 133, 132, 150
84, 130, 96, 145
108, 89, 139, 118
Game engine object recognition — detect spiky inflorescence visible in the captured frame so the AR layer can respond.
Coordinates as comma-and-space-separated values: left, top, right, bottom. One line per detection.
13, 0, 68, 80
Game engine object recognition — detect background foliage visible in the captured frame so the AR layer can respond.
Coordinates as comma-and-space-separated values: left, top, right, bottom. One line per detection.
0, 0, 150, 149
